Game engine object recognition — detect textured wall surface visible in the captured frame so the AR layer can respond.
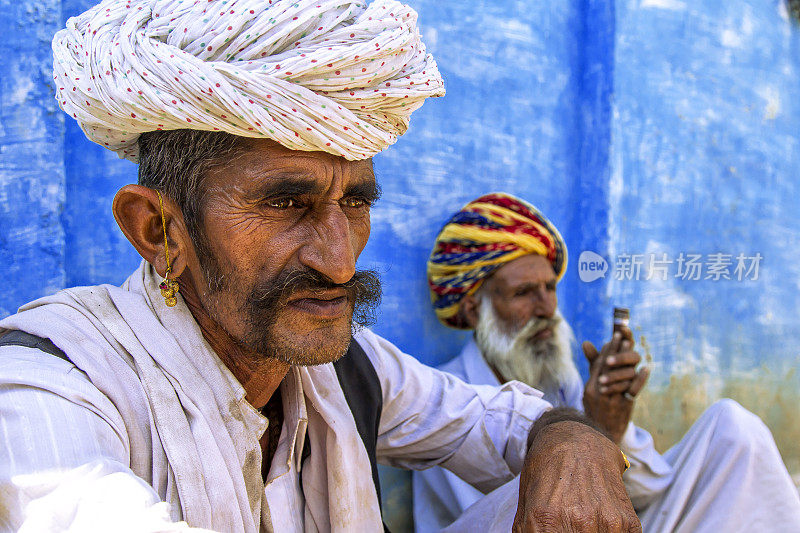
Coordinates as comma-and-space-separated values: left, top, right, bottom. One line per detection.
363, 0, 586, 368
60, 0, 142, 288
610, 0, 800, 478
1, 0, 799, 530
0, 0, 66, 318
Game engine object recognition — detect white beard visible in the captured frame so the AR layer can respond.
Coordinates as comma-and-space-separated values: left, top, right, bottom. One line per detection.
474, 297, 580, 398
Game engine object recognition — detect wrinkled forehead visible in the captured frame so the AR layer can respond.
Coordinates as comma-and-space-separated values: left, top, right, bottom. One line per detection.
202, 138, 376, 194
486, 254, 557, 292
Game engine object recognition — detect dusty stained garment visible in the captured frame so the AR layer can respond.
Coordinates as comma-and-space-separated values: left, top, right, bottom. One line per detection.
0, 261, 550, 532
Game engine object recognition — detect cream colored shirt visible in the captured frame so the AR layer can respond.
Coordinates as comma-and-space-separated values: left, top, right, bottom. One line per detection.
0, 262, 550, 532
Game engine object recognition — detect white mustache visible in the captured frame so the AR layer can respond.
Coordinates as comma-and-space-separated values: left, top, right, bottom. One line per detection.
475, 297, 579, 395
514, 315, 562, 345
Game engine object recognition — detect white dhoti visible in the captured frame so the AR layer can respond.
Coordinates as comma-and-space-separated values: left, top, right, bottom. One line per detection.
444, 400, 800, 533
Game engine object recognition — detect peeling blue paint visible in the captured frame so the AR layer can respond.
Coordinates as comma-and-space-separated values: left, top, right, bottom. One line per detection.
0, 0, 66, 317
608, 0, 800, 383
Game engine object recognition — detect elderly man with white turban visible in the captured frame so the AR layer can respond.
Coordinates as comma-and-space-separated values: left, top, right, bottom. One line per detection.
414, 193, 800, 533
0, 1, 642, 532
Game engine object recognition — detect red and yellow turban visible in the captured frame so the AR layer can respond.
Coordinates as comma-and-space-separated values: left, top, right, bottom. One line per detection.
427, 193, 567, 329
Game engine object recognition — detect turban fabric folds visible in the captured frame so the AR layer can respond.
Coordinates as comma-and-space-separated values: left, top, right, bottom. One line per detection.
52, 0, 444, 162
427, 193, 567, 329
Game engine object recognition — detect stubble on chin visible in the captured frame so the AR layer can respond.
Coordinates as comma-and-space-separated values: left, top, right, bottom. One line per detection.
193, 236, 381, 366
259, 307, 355, 366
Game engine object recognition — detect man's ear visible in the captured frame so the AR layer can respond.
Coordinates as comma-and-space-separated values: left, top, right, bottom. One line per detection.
460, 293, 481, 330
112, 185, 190, 278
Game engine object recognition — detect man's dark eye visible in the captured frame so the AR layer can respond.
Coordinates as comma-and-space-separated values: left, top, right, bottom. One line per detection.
265, 198, 296, 209
546, 281, 557, 291
342, 197, 369, 208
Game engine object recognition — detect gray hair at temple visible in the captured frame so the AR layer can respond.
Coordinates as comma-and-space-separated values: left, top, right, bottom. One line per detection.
137, 129, 248, 260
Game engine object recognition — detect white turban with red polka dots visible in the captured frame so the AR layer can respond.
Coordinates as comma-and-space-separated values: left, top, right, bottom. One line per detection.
52, 0, 444, 162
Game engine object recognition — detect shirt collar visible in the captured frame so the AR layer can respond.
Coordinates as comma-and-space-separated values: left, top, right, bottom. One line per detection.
460, 339, 502, 387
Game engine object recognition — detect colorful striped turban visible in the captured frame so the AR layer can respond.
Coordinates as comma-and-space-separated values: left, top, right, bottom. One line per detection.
52, 0, 444, 162
427, 193, 568, 329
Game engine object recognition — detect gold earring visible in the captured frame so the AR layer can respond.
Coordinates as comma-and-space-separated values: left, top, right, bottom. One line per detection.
157, 191, 180, 307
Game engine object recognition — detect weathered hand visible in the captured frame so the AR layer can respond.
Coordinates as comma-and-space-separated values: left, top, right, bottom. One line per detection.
513, 420, 641, 532
582, 331, 649, 444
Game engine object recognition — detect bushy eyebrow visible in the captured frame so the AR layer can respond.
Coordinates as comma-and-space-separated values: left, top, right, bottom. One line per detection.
246, 174, 322, 202
245, 173, 380, 203
510, 279, 558, 292
344, 180, 382, 204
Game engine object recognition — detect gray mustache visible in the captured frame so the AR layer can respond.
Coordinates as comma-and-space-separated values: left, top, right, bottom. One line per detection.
247, 268, 382, 327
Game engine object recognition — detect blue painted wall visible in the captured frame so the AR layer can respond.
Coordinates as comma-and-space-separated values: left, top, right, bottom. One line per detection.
603, 0, 800, 481
363, 0, 587, 367
2, 0, 799, 508
0, 0, 66, 318
609, 0, 800, 379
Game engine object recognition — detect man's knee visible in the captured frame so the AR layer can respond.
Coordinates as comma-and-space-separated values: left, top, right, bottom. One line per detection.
703, 399, 769, 451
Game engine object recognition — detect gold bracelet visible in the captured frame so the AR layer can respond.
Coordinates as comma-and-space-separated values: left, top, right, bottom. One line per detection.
621, 450, 630, 473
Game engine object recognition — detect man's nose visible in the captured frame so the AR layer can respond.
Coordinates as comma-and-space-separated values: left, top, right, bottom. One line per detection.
531, 287, 557, 318
299, 203, 357, 285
